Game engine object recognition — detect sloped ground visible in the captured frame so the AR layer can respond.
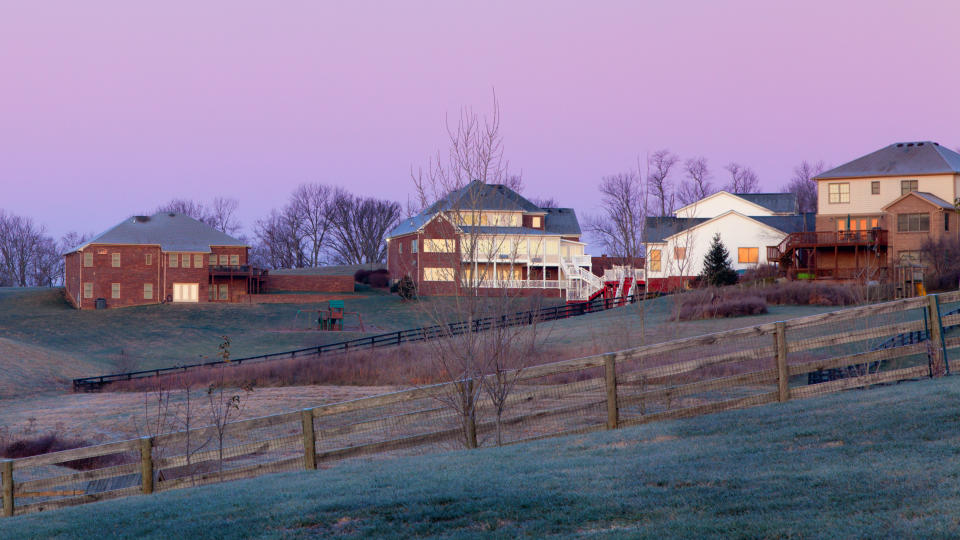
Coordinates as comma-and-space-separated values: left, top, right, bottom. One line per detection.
0, 337, 98, 398
5, 375, 960, 539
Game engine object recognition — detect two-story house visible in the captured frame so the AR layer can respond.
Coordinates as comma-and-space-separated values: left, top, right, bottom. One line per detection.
386, 181, 602, 300
64, 213, 261, 309
771, 141, 960, 281
645, 191, 814, 291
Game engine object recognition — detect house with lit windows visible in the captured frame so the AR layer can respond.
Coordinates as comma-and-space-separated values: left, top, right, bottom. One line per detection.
64, 213, 264, 309
386, 181, 609, 300
769, 141, 960, 282
645, 191, 813, 291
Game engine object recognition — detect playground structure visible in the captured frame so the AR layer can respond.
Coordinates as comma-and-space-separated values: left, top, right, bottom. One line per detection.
291, 300, 366, 332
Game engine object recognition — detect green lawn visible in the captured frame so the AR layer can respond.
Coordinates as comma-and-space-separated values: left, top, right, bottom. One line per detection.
0, 287, 438, 374
5, 375, 959, 538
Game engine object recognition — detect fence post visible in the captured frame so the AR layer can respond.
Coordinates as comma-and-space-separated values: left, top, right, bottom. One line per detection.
301, 409, 317, 470
2, 459, 13, 517
464, 379, 478, 449
775, 322, 789, 403
927, 294, 947, 377
139, 437, 154, 495
604, 355, 619, 429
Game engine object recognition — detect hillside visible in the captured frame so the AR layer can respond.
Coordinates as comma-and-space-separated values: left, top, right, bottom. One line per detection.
5, 375, 958, 538
0, 337, 99, 399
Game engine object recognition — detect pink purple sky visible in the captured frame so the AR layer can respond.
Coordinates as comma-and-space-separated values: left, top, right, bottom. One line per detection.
2, 1, 959, 241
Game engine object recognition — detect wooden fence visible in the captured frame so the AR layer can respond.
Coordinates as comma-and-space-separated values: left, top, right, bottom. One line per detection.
5, 292, 959, 517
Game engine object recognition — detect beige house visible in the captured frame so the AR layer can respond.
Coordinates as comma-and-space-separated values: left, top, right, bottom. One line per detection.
771, 141, 960, 281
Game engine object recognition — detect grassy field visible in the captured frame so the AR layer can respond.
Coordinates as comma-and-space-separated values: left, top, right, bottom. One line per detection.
0, 287, 446, 375
0, 287, 842, 399
4, 374, 959, 538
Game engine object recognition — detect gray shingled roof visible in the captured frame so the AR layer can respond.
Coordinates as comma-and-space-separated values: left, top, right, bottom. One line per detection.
736, 193, 798, 214
68, 213, 246, 254
386, 182, 580, 239
427, 181, 543, 214
753, 214, 816, 234
883, 191, 955, 210
645, 217, 709, 243
543, 208, 581, 235
816, 141, 960, 180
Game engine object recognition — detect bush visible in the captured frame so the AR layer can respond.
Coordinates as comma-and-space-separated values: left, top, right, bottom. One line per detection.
354, 269, 371, 284
674, 290, 768, 321
759, 282, 857, 306
396, 275, 416, 300
1, 433, 131, 470
740, 264, 779, 285
368, 269, 390, 288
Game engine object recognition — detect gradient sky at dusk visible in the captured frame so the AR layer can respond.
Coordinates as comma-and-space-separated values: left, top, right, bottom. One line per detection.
2, 1, 959, 241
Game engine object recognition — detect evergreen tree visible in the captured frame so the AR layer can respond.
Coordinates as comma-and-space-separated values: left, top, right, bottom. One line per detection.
700, 233, 738, 286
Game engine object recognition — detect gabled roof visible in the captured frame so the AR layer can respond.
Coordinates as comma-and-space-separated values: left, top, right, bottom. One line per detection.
645, 213, 815, 243
816, 141, 960, 180
882, 191, 955, 211
426, 180, 543, 214
645, 216, 709, 243
736, 193, 798, 214
387, 181, 578, 239
67, 213, 247, 254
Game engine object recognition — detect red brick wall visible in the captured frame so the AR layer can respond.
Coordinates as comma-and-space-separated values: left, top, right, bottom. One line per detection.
416, 218, 461, 295
388, 232, 420, 284
65, 244, 252, 309
263, 274, 354, 293
886, 197, 958, 266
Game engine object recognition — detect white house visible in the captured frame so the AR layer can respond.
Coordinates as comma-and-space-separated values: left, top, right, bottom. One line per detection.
645, 191, 813, 291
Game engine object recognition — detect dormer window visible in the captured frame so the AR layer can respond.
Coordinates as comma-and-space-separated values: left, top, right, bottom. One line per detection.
532, 216, 542, 228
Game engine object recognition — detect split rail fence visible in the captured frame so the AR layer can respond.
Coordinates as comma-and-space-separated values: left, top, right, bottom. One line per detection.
8, 292, 960, 517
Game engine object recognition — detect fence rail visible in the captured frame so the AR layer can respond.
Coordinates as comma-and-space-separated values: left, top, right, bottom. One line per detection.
8, 292, 959, 517
72, 293, 652, 392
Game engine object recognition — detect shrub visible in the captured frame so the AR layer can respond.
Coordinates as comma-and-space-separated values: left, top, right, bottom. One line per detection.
1, 433, 131, 470
740, 264, 779, 285
396, 275, 417, 300
368, 269, 390, 288
354, 269, 372, 284
759, 282, 857, 306
674, 290, 768, 321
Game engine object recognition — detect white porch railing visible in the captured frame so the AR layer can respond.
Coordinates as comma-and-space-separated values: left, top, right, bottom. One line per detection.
474, 279, 570, 289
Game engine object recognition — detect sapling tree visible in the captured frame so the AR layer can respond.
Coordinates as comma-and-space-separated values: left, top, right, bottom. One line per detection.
207, 335, 252, 477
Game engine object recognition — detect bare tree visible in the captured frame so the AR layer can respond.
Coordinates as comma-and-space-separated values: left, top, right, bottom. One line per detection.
206, 197, 241, 235
327, 193, 401, 265
157, 199, 208, 221
588, 172, 646, 260
411, 93, 546, 448
157, 197, 241, 235
723, 163, 760, 193
784, 160, 826, 213
677, 157, 714, 205
411, 90, 519, 211
647, 149, 679, 217
0, 211, 48, 287
528, 196, 559, 209
290, 184, 335, 267
253, 207, 305, 269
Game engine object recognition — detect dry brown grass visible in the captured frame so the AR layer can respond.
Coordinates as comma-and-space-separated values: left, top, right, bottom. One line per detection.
0, 337, 99, 398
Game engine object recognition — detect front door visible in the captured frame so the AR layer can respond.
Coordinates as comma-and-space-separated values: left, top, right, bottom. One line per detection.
172, 283, 199, 303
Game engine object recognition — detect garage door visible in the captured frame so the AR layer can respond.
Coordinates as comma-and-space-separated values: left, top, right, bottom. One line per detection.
172, 283, 199, 303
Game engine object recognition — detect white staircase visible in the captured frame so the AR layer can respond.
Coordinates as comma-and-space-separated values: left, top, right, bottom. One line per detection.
561, 259, 604, 301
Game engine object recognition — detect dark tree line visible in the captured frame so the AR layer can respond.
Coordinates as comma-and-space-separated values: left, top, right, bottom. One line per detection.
0, 211, 89, 287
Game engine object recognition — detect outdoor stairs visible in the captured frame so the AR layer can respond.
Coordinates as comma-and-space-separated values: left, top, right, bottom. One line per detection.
562, 259, 605, 302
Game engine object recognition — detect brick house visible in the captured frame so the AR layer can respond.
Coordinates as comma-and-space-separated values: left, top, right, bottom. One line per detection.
64, 213, 262, 309
386, 181, 604, 300
771, 141, 960, 281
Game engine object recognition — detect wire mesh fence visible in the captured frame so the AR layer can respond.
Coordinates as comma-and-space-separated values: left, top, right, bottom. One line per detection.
3, 293, 954, 517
